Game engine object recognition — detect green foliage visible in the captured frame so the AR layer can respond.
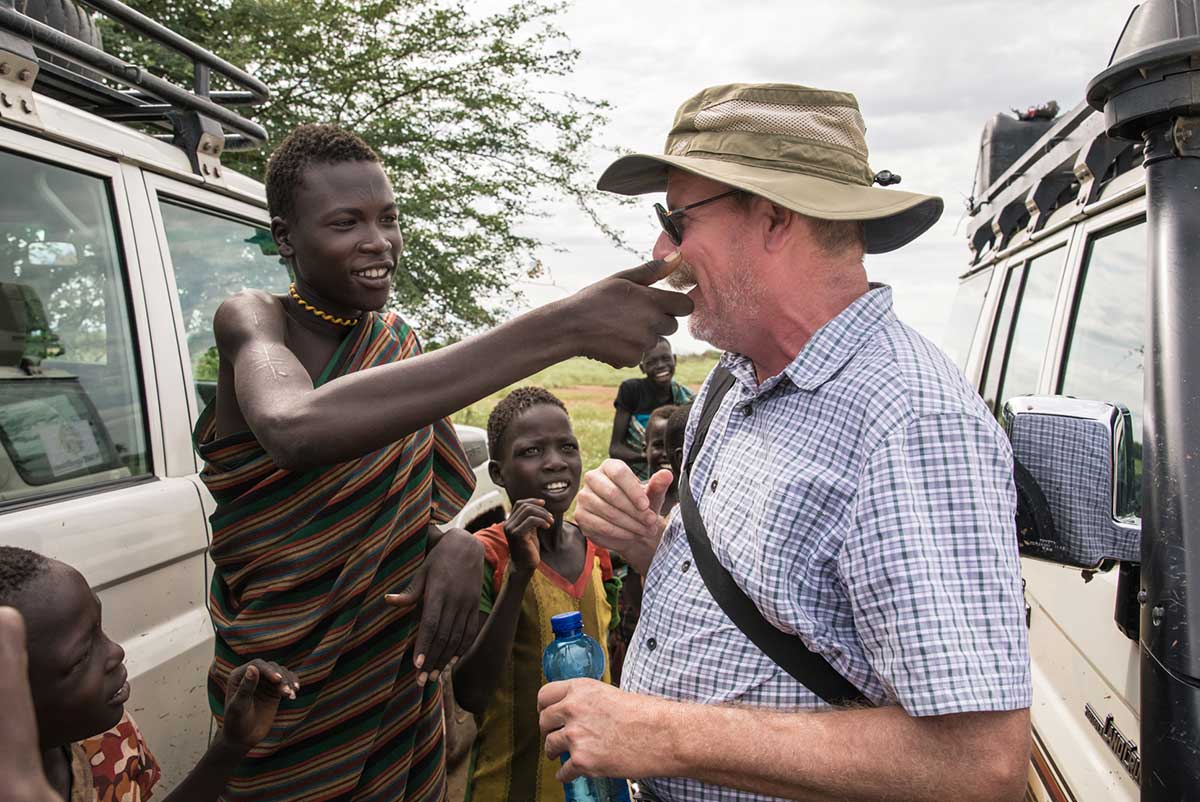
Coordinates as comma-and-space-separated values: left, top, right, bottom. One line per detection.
100, 0, 618, 340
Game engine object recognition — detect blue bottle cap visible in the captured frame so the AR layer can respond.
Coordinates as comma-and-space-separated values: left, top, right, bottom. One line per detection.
550, 611, 583, 636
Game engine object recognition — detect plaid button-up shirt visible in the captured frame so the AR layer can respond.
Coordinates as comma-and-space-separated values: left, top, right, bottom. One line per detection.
623, 286, 1031, 802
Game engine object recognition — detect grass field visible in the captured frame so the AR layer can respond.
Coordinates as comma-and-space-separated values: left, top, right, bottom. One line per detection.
451, 353, 721, 476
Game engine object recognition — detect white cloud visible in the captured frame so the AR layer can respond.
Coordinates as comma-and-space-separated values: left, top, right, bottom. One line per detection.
479, 0, 1137, 354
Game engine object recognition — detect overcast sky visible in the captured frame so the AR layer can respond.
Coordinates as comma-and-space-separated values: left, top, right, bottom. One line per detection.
492, 0, 1137, 354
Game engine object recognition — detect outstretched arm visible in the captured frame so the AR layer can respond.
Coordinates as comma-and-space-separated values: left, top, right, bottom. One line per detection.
538, 681, 1029, 802
217, 258, 691, 471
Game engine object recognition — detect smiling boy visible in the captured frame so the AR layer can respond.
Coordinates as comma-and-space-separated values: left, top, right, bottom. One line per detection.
609, 338, 693, 480
0, 546, 297, 802
199, 124, 689, 802
452, 388, 620, 802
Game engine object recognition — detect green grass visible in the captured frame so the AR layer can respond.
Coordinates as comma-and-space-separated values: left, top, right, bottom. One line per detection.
452, 353, 721, 477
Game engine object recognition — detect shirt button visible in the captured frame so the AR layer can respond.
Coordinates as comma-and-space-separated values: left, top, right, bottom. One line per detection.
742, 404, 753, 417
646, 637, 658, 652
681, 560, 691, 573
710, 479, 719, 492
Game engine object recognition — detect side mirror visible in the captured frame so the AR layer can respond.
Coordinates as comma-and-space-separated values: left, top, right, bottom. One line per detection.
1002, 395, 1140, 569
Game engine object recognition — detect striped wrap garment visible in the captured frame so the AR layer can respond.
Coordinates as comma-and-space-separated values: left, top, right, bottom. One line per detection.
193, 311, 475, 802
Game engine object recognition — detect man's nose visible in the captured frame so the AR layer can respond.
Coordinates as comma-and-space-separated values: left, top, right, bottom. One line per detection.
544, 449, 569, 470
651, 231, 677, 262
361, 225, 392, 254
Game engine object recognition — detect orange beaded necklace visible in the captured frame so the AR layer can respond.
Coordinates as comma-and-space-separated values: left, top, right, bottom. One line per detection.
288, 283, 359, 327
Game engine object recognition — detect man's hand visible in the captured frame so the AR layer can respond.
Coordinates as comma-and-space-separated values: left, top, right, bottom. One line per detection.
575, 460, 671, 574
561, 255, 694, 367
0, 607, 62, 802
220, 659, 300, 753
538, 679, 675, 783
505, 499, 552, 574
385, 526, 484, 686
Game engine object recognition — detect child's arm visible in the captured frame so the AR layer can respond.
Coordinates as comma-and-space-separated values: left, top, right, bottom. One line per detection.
608, 408, 643, 463
160, 660, 300, 802
454, 500, 553, 716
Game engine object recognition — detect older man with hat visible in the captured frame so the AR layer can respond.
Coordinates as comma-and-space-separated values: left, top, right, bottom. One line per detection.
537, 84, 1031, 801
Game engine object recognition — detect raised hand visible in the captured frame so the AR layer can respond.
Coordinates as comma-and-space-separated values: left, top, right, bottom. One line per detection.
562, 254, 694, 367
575, 460, 669, 575
504, 499, 553, 574
220, 659, 300, 752
384, 527, 485, 686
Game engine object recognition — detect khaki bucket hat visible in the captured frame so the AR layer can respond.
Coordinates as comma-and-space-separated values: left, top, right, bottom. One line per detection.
598, 83, 943, 254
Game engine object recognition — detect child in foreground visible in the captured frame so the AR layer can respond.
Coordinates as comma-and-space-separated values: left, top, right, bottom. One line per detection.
0, 546, 297, 802
454, 387, 620, 802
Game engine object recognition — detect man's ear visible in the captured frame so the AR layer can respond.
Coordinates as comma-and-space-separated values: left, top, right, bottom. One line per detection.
761, 201, 795, 253
271, 216, 295, 259
488, 459, 505, 489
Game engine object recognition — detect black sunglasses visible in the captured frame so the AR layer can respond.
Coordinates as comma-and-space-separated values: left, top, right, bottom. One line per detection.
653, 189, 741, 246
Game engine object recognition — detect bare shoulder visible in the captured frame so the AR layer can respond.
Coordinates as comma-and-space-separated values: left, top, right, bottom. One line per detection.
213, 289, 286, 352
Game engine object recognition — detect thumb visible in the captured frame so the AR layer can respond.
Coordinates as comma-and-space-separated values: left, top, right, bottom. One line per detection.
384, 564, 428, 608
614, 251, 681, 287
646, 469, 674, 514
231, 664, 260, 708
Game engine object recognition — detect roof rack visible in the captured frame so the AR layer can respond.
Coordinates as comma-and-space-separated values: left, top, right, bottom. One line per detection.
0, 0, 269, 178
965, 100, 1141, 265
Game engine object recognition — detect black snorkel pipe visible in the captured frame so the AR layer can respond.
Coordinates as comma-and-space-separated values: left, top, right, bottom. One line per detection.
1087, 2, 1200, 799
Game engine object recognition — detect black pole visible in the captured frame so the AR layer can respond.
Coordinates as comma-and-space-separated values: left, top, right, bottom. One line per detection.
1137, 117, 1200, 801
1088, 3, 1200, 799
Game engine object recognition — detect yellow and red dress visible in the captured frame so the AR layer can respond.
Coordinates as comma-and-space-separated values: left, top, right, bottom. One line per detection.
465, 524, 620, 802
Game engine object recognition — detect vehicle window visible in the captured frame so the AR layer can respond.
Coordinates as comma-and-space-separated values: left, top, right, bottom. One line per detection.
157, 200, 288, 409
0, 150, 149, 504
1059, 219, 1146, 516
993, 246, 1068, 409
979, 263, 1023, 414
943, 268, 992, 371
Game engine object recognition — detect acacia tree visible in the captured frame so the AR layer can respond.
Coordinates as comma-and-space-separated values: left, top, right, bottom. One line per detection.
101, 0, 618, 340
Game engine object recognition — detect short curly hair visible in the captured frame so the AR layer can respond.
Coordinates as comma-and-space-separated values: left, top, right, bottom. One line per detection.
265, 124, 381, 221
487, 386, 569, 457
0, 546, 51, 607
666, 403, 692, 454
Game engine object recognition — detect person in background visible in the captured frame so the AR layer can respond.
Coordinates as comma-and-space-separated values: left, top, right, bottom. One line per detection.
663, 404, 692, 511
0, 546, 297, 802
454, 388, 620, 802
609, 338, 694, 480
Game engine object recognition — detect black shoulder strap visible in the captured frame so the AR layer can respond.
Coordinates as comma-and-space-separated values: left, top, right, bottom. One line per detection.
679, 365, 870, 706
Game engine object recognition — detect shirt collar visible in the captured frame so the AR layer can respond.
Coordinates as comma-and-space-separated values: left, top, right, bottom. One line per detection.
720, 284, 896, 396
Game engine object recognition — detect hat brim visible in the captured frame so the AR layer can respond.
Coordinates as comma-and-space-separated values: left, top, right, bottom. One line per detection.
598, 153, 943, 254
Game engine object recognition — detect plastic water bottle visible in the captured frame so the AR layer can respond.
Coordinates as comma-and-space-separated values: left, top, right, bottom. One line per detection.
542, 611, 632, 802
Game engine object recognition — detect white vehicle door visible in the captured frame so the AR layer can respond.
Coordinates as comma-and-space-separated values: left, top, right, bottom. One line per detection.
0, 129, 212, 785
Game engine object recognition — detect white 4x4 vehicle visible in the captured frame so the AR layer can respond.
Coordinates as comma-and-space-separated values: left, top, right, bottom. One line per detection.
949, 2, 1200, 800
0, 0, 505, 787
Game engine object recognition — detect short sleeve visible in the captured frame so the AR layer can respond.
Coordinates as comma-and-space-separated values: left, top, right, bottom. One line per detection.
838, 413, 1031, 716
474, 524, 509, 614
614, 379, 639, 411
